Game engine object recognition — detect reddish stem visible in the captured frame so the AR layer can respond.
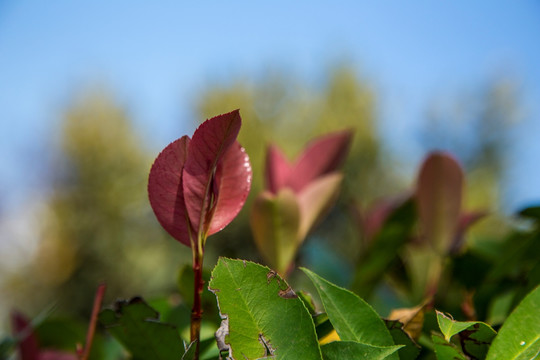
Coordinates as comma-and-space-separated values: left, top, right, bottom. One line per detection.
78, 283, 106, 360
190, 248, 204, 359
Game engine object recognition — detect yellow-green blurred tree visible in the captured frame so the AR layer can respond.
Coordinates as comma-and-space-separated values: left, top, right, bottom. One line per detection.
19, 93, 188, 316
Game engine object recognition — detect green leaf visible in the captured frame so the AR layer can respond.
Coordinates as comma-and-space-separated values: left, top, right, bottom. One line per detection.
300, 267, 397, 359
436, 311, 496, 359
208, 258, 322, 360
486, 285, 540, 360
98, 298, 184, 360
432, 334, 466, 360
321, 341, 403, 360
384, 320, 421, 360
436, 311, 494, 341
250, 189, 301, 275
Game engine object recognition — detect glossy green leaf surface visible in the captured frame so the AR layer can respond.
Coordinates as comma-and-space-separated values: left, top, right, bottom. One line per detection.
98, 298, 184, 360
321, 341, 402, 360
301, 268, 397, 359
209, 258, 322, 360
486, 285, 540, 360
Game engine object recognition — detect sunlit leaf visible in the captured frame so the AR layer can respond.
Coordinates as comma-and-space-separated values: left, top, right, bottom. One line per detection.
148, 136, 191, 246
301, 268, 397, 359
208, 142, 252, 235
183, 110, 243, 237
209, 258, 323, 360
486, 285, 540, 360
416, 152, 463, 254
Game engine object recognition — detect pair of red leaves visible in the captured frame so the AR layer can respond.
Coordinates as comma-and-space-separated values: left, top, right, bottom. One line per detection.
251, 130, 353, 275
265, 130, 353, 195
148, 110, 252, 247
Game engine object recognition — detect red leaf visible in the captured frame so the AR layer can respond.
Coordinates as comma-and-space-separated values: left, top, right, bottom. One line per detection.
265, 145, 292, 194
183, 110, 242, 236
208, 142, 252, 235
287, 130, 353, 192
148, 136, 192, 246
11, 311, 40, 360
416, 152, 464, 253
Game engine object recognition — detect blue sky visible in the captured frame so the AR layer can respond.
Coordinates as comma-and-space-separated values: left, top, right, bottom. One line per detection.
1, 1, 540, 212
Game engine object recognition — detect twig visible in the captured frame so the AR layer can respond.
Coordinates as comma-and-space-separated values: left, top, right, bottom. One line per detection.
78, 283, 107, 360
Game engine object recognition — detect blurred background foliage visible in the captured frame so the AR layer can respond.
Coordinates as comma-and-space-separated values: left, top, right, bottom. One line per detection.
0, 65, 522, 331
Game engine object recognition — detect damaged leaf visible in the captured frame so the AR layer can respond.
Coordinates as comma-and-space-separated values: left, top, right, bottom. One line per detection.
209, 258, 322, 360
436, 311, 496, 359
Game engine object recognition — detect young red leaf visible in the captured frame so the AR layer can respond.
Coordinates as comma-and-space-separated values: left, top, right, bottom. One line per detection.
265, 144, 292, 194
182, 110, 243, 237
11, 311, 39, 360
148, 136, 192, 246
287, 130, 353, 192
416, 152, 464, 254
207, 142, 252, 235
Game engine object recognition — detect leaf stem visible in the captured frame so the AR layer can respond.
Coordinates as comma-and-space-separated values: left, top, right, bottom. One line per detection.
190, 239, 205, 360
78, 283, 106, 360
